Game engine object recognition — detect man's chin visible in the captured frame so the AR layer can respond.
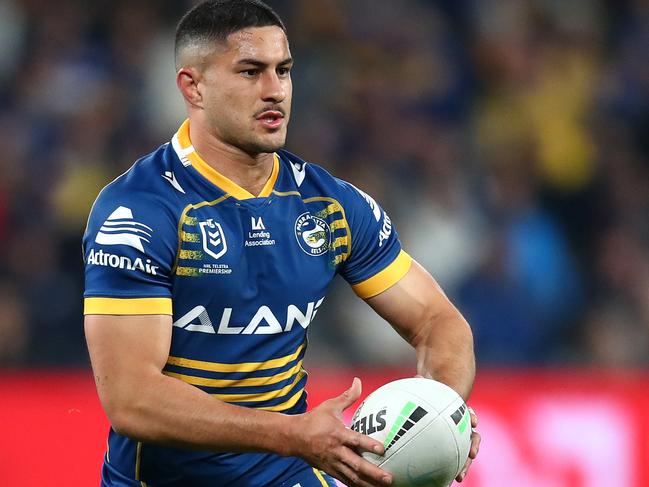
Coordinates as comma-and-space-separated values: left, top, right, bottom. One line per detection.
243, 136, 286, 156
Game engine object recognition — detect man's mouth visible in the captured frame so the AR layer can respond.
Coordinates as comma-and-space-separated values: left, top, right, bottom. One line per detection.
255, 110, 284, 130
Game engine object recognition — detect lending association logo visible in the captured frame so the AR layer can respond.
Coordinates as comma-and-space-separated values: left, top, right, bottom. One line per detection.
294, 212, 331, 256
199, 218, 227, 260
95, 206, 152, 252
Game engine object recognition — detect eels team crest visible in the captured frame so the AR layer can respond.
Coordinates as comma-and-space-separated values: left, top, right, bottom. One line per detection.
295, 212, 331, 256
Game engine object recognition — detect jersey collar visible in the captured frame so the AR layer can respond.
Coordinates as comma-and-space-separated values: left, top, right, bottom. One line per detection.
171, 119, 279, 200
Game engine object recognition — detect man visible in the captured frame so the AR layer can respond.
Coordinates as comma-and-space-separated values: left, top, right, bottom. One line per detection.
83, 1, 480, 486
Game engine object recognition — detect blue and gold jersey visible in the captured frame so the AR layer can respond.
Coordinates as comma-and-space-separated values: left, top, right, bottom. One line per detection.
83, 120, 412, 486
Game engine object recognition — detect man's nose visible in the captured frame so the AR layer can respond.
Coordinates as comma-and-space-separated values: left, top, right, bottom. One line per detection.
261, 71, 286, 103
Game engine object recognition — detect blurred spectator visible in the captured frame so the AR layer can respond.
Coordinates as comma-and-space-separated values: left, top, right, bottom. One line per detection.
0, 282, 28, 365
0, 0, 648, 368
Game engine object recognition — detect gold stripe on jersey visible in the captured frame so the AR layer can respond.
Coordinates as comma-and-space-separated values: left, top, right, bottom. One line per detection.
351, 250, 413, 299
175, 119, 279, 200
175, 266, 200, 277
330, 220, 347, 231
167, 343, 305, 373
313, 468, 329, 487
84, 297, 172, 315
272, 190, 301, 197
181, 232, 200, 243
257, 385, 305, 412
135, 442, 143, 482
178, 249, 203, 260
210, 369, 304, 403
320, 202, 343, 218
164, 358, 304, 388
332, 236, 347, 249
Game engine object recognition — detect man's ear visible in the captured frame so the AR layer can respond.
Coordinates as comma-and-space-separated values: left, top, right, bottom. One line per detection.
177, 67, 203, 108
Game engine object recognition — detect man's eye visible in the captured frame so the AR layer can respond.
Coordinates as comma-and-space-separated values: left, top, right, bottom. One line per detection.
278, 67, 290, 76
242, 69, 258, 77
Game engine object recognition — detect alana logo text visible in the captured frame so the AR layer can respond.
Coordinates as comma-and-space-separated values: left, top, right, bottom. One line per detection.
173, 298, 325, 335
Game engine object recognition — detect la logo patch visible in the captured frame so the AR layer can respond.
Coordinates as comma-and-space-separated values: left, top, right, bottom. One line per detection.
199, 218, 227, 260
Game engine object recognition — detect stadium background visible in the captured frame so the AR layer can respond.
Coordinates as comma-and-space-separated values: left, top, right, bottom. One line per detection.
0, 0, 648, 485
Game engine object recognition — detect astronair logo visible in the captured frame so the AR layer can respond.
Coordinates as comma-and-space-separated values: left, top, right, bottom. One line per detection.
173, 298, 325, 335
294, 212, 331, 256
86, 248, 159, 276
95, 206, 152, 252
199, 218, 227, 260
378, 213, 392, 247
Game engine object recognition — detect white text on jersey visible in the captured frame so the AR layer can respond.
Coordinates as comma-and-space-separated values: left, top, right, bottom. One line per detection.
87, 248, 159, 276
173, 298, 325, 335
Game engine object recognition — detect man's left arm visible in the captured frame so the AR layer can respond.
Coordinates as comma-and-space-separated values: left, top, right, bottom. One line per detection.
366, 258, 474, 398
365, 258, 480, 481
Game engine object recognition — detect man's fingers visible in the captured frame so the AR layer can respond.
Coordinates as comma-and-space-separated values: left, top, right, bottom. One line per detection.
456, 458, 472, 482
336, 446, 392, 486
331, 377, 362, 412
469, 407, 478, 428
343, 428, 385, 456
456, 417, 481, 482
332, 462, 383, 487
469, 430, 481, 459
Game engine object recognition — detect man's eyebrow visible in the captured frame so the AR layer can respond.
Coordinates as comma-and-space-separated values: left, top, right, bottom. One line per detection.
235, 57, 293, 67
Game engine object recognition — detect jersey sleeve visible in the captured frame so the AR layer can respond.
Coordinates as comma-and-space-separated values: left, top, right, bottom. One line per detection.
336, 181, 412, 299
82, 183, 178, 315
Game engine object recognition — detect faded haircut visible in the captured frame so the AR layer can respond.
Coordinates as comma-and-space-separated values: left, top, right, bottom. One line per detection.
175, 0, 286, 69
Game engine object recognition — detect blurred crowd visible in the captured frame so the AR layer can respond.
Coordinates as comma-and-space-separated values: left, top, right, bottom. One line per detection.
0, 0, 647, 368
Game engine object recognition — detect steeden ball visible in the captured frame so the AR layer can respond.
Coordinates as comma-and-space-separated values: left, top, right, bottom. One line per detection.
351, 378, 471, 487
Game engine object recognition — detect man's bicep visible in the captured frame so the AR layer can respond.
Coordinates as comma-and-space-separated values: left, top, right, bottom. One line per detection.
365, 259, 458, 343
84, 314, 172, 409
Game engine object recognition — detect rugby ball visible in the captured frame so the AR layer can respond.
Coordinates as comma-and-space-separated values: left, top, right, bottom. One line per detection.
350, 378, 471, 487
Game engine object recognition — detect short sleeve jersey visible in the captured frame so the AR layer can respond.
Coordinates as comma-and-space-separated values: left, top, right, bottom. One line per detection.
83, 120, 412, 486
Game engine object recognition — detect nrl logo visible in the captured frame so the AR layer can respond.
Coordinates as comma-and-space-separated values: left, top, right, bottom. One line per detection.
199, 218, 227, 260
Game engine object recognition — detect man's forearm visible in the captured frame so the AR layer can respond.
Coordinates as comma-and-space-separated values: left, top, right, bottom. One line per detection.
412, 311, 475, 400
102, 371, 296, 456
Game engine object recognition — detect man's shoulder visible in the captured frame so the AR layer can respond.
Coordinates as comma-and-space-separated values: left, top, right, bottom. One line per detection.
87, 143, 183, 240
277, 149, 352, 197
101, 143, 177, 199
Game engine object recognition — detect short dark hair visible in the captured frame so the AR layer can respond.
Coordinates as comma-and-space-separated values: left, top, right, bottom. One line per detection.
175, 0, 286, 66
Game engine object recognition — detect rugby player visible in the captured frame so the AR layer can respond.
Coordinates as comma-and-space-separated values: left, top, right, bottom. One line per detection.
83, 1, 480, 485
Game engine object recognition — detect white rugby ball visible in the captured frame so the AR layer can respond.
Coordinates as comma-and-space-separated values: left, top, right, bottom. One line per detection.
350, 378, 471, 487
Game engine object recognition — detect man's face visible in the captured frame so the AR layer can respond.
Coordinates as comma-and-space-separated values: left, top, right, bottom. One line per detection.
198, 26, 293, 156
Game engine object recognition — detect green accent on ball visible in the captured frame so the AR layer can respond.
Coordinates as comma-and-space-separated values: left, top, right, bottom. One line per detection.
458, 410, 470, 434
384, 401, 416, 448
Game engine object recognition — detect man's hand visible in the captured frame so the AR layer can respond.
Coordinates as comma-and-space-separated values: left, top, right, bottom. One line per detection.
456, 407, 481, 482
289, 378, 393, 487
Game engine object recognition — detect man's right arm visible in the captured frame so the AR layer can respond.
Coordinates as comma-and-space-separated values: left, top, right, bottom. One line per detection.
85, 314, 392, 486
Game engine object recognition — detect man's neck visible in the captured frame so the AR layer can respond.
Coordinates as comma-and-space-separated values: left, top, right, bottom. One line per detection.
189, 119, 274, 197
